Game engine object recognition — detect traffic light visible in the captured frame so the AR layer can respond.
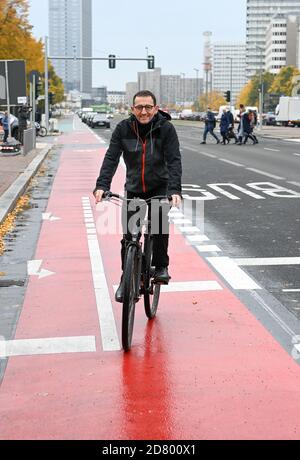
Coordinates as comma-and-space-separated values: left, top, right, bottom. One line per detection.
147, 55, 155, 70
35, 77, 43, 98
108, 54, 116, 69
224, 90, 231, 102
48, 92, 54, 105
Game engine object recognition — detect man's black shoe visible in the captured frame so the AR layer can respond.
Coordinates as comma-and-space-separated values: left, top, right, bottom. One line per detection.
200, 141, 206, 144
115, 276, 124, 303
154, 267, 170, 285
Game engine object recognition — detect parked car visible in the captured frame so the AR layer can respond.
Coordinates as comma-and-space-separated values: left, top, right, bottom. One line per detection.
170, 112, 180, 120
263, 112, 277, 126
90, 113, 110, 129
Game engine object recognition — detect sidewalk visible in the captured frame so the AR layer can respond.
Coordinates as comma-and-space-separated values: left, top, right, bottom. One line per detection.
0, 142, 53, 225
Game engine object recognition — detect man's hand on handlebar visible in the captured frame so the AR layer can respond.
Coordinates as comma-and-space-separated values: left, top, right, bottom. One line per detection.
171, 195, 182, 208
94, 189, 105, 204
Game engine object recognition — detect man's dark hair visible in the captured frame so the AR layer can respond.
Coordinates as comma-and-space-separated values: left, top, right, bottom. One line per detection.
133, 90, 156, 106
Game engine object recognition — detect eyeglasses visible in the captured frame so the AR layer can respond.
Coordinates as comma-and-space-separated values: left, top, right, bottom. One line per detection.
133, 105, 155, 113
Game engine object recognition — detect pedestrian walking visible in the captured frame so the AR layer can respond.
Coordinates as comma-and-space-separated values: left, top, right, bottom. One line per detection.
226, 107, 238, 144
201, 107, 220, 144
220, 109, 230, 144
243, 110, 257, 145
246, 110, 259, 144
18, 105, 30, 145
0, 111, 9, 143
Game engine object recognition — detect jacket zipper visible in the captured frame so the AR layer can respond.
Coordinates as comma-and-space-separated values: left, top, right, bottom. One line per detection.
142, 140, 147, 193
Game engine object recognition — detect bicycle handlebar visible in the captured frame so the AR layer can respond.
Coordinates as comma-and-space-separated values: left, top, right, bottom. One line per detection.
103, 191, 171, 203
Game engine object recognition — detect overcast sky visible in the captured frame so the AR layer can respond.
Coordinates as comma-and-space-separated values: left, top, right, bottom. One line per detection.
28, 0, 247, 91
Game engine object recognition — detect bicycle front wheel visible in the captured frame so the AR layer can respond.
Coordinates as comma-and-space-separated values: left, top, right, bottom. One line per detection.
122, 245, 138, 351
39, 127, 47, 137
143, 237, 161, 320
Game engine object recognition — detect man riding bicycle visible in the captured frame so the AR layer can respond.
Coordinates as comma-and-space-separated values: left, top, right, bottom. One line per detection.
94, 90, 182, 302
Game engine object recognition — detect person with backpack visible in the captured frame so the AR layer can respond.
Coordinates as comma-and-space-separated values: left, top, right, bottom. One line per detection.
200, 107, 220, 145
220, 109, 230, 144
226, 107, 238, 144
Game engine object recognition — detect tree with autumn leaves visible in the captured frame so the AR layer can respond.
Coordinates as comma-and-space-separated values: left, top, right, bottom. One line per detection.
237, 66, 300, 109
0, 0, 64, 103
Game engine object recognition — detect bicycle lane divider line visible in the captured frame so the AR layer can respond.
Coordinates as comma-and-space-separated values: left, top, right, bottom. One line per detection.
81, 197, 121, 352
0, 336, 96, 358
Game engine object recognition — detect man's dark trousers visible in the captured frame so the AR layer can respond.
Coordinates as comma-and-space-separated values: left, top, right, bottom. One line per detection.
121, 188, 170, 270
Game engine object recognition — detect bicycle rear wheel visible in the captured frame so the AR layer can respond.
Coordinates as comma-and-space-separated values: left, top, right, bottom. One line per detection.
122, 245, 137, 351
143, 236, 161, 320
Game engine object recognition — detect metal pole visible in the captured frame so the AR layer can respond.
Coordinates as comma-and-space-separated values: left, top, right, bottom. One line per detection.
230, 58, 233, 110
4, 60, 12, 139
32, 75, 36, 127
45, 36, 49, 132
29, 82, 33, 125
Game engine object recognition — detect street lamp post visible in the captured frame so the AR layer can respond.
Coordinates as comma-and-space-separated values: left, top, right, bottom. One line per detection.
180, 73, 185, 108
255, 45, 264, 130
193, 68, 199, 106
226, 57, 233, 111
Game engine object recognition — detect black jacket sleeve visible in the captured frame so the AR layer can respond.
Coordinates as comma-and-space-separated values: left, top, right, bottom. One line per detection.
163, 123, 182, 196
94, 124, 123, 192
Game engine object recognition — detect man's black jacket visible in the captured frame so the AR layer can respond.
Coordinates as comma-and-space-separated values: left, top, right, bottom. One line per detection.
95, 111, 182, 196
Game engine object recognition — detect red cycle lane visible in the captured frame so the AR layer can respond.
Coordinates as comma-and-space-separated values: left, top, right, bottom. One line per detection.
1, 125, 300, 440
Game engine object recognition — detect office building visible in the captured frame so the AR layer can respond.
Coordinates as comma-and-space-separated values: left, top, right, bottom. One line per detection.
246, 0, 300, 78
266, 14, 300, 73
49, 0, 92, 93
107, 91, 126, 106
212, 42, 247, 103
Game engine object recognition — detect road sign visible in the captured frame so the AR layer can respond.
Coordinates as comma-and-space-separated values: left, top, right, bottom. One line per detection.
0, 60, 26, 105
28, 70, 40, 84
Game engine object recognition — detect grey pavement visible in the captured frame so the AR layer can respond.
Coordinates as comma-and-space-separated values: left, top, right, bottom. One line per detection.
0, 142, 53, 226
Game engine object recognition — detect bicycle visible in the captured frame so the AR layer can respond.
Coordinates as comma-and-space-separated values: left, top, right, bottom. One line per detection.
35, 122, 47, 137
103, 191, 170, 351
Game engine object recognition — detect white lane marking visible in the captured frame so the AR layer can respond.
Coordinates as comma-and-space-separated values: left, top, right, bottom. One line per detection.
207, 257, 261, 290
27, 260, 55, 280
293, 153, 300, 157
85, 223, 96, 229
0, 336, 96, 358
82, 198, 120, 352
196, 245, 222, 253
283, 139, 300, 143
160, 281, 223, 292
235, 257, 300, 266
288, 181, 300, 188
179, 226, 202, 233
113, 281, 223, 294
219, 158, 244, 167
42, 213, 61, 222
282, 289, 300, 293
246, 168, 285, 180
187, 234, 210, 243
199, 151, 217, 158
85, 219, 94, 223
88, 240, 120, 351
209, 183, 265, 200
264, 148, 280, 152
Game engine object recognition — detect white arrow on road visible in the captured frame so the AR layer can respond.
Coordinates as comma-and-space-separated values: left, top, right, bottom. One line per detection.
42, 213, 61, 222
27, 260, 55, 280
